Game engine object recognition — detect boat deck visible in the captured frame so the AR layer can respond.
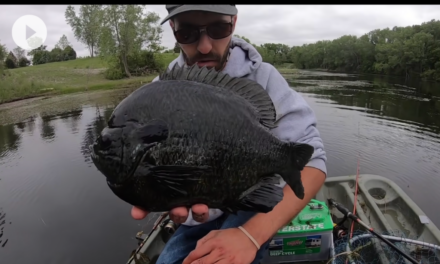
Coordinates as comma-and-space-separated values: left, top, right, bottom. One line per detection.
126, 174, 440, 264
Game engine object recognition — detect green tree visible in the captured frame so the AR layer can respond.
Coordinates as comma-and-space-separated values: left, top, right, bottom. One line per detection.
12, 46, 30, 68
63, 45, 77, 60
28, 45, 50, 65
65, 5, 103, 58
18, 57, 30, 67
12, 46, 25, 61
5, 51, 17, 69
98, 5, 163, 78
0, 42, 7, 76
283, 19, 440, 81
49, 47, 64, 62
55, 34, 71, 50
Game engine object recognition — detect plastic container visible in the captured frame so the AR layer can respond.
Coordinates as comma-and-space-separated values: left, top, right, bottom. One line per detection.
261, 199, 334, 263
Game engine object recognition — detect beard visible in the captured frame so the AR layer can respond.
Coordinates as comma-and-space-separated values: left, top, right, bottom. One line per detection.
182, 41, 231, 71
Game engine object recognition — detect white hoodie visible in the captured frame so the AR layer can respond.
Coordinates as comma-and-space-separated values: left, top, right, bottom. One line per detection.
152, 37, 327, 226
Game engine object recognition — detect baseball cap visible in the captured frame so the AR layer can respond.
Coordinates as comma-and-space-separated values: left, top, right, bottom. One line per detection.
160, 5, 238, 25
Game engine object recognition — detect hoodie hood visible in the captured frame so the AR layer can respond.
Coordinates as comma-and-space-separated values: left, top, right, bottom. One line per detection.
223, 36, 263, 77
168, 36, 263, 78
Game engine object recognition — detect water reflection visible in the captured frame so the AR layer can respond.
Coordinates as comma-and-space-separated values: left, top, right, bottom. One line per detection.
81, 106, 114, 165
0, 103, 149, 264
291, 70, 440, 231
59, 108, 83, 135
16, 115, 37, 136
0, 123, 21, 164
290, 71, 440, 134
0, 208, 8, 248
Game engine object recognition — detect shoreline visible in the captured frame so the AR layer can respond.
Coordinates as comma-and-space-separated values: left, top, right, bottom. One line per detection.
0, 88, 139, 126
305, 68, 440, 83
4, 65, 436, 112
0, 67, 300, 108
0, 75, 156, 108
0, 54, 179, 107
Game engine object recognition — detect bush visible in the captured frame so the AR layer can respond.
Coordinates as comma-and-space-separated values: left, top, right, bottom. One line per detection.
18, 57, 31, 67
64, 45, 77, 60
5, 58, 16, 69
128, 50, 164, 75
104, 66, 125, 80
104, 50, 164, 80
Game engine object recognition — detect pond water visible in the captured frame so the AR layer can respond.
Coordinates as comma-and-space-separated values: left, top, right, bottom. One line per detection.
0, 70, 439, 264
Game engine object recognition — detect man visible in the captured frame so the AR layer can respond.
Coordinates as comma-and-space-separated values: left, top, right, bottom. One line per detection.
131, 5, 327, 264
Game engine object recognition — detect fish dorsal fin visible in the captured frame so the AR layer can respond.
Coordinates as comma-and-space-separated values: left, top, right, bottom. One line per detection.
159, 64, 277, 129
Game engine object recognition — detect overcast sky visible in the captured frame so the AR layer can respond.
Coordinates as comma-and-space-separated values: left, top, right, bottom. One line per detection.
0, 5, 439, 57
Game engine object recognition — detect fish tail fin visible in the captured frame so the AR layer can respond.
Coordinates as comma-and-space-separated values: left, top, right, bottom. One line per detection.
225, 176, 284, 214
279, 142, 315, 200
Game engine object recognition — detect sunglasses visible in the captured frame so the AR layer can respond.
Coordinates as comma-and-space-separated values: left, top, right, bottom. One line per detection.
173, 20, 234, 45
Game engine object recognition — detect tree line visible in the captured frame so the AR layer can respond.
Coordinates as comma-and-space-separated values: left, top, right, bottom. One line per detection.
239, 19, 440, 81
26, 35, 77, 66
1, 34, 77, 70
295, 19, 440, 81
2, 5, 440, 82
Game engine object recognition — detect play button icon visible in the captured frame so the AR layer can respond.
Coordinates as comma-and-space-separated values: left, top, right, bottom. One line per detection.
26, 25, 36, 40
12, 15, 47, 51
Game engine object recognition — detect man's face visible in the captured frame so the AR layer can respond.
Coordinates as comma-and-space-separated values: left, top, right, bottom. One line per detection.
170, 11, 237, 71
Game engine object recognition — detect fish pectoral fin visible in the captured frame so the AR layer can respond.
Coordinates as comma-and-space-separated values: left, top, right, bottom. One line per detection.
147, 165, 212, 197
280, 169, 304, 200
227, 175, 284, 214
289, 142, 315, 169
280, 142, 315, 200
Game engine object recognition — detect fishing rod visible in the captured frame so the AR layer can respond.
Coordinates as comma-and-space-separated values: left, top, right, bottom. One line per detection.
328, 198, 420, 264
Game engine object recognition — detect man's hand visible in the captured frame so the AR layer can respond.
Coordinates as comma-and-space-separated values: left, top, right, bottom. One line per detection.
182, 228, 259, 264
131, 204, 210, 223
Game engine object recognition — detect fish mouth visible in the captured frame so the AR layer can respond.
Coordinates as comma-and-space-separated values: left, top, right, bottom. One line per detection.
89, 142, 129, 186
107, 180, 124, 189
90, 140, 151, 189
89, 142, 121, 164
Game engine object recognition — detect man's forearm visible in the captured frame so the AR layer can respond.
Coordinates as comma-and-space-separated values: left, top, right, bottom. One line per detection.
241, 167, 326, 246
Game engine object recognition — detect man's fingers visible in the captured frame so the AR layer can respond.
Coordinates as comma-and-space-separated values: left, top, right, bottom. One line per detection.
131, 206, 149, 220
182, 240, 217, 264
191, 204, 209, 223
186, 253, 225, 264
167, 204, 209, 224
196, 230, 218, 248
170, 207, 189, 223
132, 204, 209, 223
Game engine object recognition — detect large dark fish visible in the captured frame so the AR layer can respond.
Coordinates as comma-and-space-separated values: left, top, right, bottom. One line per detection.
90, 64, 314, 214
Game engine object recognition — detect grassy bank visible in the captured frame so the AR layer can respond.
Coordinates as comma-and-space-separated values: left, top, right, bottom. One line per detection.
276, 68, 299, 75
0, 54, 302, 105
0, 53, 179, 104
